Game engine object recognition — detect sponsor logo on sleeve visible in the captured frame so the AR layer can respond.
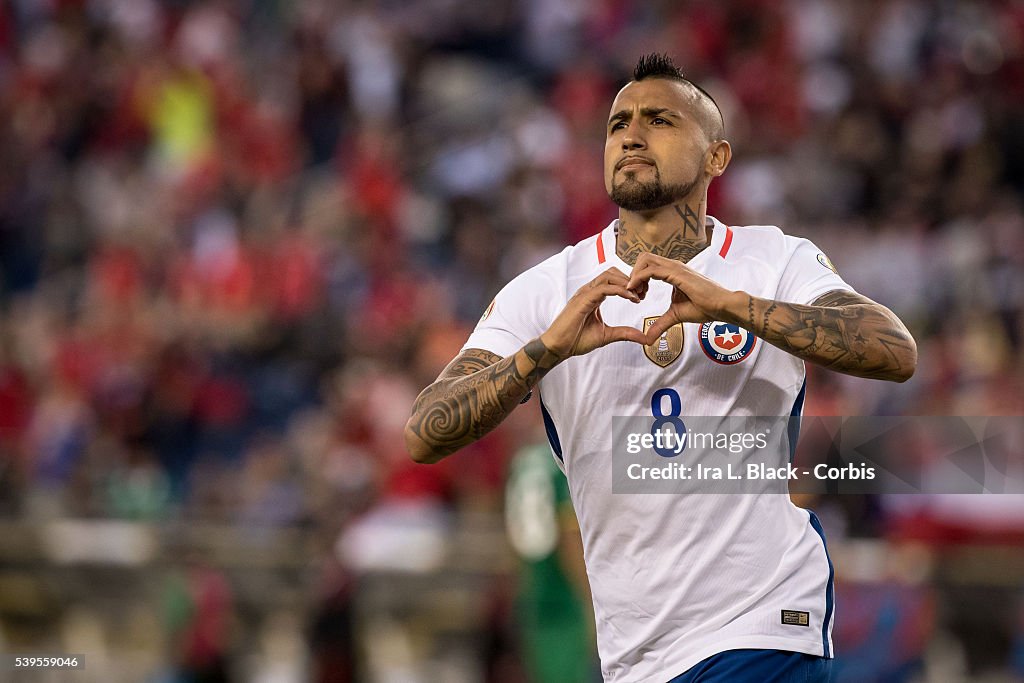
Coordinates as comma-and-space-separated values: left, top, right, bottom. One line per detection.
479, 299, 496, 323
817, 253, 838, 274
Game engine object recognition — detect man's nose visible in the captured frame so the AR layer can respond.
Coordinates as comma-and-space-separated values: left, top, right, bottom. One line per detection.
622, 123, 645, 150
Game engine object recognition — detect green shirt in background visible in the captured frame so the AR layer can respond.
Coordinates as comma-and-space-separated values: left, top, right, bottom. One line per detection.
506, 444, 595, 683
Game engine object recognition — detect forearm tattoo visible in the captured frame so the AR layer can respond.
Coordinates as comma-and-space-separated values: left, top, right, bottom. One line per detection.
408, 340, 560, 456
616, 202, 711, 265
741, 289, 917, 381
436, 348, 503, 379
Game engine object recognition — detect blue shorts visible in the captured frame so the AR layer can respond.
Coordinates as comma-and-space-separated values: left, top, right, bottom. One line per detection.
667, 649, 833, 683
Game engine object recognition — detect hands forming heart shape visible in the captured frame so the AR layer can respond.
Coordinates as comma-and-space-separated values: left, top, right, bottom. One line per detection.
538, 253, 740, 361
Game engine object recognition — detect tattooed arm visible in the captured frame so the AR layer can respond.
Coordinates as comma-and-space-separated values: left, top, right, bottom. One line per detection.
406, 267, 647, 463
735, 289, 917, 382
627, 253, 918, 383
404, 342, 560, 463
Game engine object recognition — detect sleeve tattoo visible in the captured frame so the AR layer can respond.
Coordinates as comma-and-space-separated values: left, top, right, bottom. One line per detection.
741, 289, 917, 381
436, 348, 503, 380
406, 341, 560, 460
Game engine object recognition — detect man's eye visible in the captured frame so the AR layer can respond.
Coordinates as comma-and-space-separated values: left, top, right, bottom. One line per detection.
611, 121, 627, 131
652, 117, 668, 125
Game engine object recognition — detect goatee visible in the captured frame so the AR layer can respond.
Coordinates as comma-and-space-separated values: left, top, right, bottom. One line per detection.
610, 172, 699, 212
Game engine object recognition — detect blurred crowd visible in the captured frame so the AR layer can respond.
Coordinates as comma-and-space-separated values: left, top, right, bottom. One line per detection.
0, 0, 1023, 681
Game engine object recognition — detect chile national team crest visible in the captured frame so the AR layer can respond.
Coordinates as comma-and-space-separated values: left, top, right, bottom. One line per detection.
643, 317, 684, 367
699, 322, 757, 364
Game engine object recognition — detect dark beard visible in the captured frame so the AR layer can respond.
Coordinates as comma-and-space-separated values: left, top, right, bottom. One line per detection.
609, 170, 699, 212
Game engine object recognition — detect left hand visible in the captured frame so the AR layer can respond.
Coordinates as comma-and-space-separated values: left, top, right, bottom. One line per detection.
626, 253, 739, 343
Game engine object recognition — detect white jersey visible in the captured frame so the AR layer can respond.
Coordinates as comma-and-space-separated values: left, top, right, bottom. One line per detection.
465, 216, 852, 682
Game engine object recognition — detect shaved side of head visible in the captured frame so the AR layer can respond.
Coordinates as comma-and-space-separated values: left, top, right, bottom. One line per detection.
632, 53, 724, 141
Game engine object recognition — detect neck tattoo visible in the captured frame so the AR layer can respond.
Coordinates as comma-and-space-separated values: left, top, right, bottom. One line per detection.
614, 206, 712, 266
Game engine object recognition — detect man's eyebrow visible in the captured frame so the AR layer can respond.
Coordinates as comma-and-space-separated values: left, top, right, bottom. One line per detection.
641, 107, 675, 118
608, 109, 631, 126
608, 107, 679, 126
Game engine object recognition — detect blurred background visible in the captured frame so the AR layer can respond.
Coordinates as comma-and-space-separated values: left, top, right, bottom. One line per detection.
0, 0, 1023, 681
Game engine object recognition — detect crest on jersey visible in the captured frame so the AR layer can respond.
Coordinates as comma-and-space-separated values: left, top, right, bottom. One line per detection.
643, 317, 683, 367
817, 253, 838, 274
699, 322, 757, 364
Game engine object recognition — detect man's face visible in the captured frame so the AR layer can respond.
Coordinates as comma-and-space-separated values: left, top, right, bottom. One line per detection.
604, 79, 712, 212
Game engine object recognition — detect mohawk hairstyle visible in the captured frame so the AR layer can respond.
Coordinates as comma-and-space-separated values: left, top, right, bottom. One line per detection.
633, 53, 685, 81
631, 53, 725, 139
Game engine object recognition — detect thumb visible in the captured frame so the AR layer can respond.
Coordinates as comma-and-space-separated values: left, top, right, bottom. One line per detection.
642, 313, 678, 344
605, 325, 648, 346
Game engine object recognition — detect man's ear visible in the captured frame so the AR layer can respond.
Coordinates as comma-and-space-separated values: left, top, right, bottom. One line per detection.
706, 140, 732, 177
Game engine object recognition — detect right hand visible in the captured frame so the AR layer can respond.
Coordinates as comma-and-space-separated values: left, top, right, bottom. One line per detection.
539, 267, 647, 360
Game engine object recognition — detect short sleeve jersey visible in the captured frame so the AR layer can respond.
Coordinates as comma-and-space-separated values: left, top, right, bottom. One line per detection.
465, 217, 852, 683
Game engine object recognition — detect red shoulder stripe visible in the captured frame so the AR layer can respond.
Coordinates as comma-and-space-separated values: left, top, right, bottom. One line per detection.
596, 231, 606, 264
719, 226, 734, 259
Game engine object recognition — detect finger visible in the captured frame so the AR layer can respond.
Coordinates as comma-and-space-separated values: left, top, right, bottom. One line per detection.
668, 301, 709, 324
631, 280, 648, 301
625, 262, 651, 292
636, 252, 680, 268
642, 312, 679, 343
575, 285, 639, 312
594, 267, 630, 287
629, 259, 694, 291
643, 303, 712, 342
604, 325, 648, 345
588, 283, 641, 305
626, 260, 677, 291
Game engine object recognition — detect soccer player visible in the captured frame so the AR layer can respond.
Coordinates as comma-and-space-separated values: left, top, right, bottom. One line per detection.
506, 440, 598, 683
405, 54, 917, 683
